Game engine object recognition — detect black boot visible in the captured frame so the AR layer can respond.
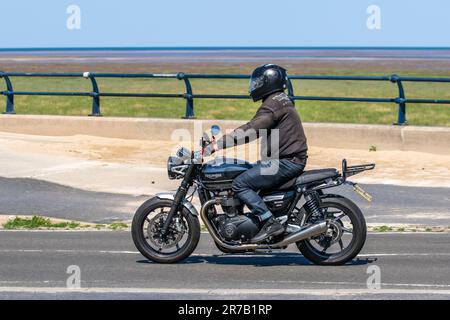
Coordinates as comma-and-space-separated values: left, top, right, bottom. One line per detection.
251, 217, 284, 243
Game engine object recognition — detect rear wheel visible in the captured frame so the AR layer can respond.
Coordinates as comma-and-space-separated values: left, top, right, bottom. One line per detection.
296, 196, 366, 265
131, 198, 200, 263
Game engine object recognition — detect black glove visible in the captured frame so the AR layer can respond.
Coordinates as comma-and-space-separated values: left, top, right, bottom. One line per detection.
203, 142, 217, 157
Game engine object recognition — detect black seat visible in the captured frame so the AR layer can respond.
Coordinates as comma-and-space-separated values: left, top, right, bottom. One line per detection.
277, 168, 339, 190
296, 168, 339, 186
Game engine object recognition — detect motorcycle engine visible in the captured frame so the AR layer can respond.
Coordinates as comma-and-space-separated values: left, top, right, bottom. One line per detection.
215, 214, 260, 242
215, 197, 260, 242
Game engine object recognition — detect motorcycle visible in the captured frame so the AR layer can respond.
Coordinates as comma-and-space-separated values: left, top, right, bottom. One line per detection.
132, 125, 375, 265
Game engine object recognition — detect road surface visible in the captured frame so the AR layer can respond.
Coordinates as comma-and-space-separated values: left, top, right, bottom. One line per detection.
0, 231, 449, 299
1, 177, 449, 226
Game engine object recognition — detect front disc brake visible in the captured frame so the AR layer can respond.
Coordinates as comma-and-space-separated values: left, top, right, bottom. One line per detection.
147, 212, 185, 249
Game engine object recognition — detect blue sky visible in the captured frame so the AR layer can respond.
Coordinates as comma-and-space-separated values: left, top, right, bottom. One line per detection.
1, 0, 450, 48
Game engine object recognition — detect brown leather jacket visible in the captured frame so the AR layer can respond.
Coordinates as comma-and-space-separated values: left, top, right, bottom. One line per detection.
216, 92, 308, 163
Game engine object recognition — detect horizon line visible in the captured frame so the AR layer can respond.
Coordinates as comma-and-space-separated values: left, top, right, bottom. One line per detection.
2, 46, 450, 52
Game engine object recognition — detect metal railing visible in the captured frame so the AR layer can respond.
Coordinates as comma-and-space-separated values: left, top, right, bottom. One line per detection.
1, 71, 450, 125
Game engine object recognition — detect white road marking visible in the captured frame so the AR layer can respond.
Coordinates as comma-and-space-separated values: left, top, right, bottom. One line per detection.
0, 287, 449, 296
257, 280, 450, 289
0, 280, 106, 284
358, 253, 450, 257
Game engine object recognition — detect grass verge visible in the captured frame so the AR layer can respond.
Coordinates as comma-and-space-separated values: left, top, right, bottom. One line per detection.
1, 215, 129, 231
369, 225, 450, 233
3, 216, 80, 230
1, 216, 449, 233
4, 72, 450, 126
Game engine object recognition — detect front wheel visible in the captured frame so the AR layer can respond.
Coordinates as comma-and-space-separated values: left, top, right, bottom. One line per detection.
131, 198, 200, 263
296, 196, 367, 265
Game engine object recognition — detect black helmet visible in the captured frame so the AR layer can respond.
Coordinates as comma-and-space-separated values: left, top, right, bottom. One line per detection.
248, 64, 288, 102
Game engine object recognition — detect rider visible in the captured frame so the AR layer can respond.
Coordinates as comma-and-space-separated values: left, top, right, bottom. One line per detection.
204, 64, 308, 243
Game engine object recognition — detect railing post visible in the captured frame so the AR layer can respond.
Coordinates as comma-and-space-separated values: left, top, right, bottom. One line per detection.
177, 72, 195, 119
391, 74, 407, 125
84, 72, 101, 116
0, 72, 16, 114
287, 77, 295, 97
287, 77, 295, 105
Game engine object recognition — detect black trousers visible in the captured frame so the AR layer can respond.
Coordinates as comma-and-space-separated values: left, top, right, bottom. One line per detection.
232, 159, 305, 221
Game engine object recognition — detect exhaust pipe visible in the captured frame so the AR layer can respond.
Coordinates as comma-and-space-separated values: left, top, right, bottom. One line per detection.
273, 221, 328, 247
200, 199, 329, 252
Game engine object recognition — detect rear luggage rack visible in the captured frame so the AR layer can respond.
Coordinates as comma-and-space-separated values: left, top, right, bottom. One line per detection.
342, 159, 375, 180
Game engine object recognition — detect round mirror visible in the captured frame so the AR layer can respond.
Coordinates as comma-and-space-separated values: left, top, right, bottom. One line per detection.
211, 125, 221, 136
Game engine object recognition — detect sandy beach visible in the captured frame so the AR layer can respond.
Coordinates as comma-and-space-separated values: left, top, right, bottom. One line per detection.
2, 48, 450, 74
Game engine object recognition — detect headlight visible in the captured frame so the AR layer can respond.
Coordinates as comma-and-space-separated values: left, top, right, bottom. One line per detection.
176, 147, 191, 160
167, 156, 187, 180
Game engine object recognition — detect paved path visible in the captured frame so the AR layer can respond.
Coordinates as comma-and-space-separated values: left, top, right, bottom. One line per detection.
1, 131, 449, 225
1, 176, 449, 225
0, 231, 449, 299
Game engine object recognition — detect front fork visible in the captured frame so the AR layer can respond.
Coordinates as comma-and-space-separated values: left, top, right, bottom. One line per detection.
161, 163, 195, 234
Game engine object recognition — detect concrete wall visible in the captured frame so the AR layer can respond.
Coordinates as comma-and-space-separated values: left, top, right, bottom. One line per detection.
1, 115, 449, 154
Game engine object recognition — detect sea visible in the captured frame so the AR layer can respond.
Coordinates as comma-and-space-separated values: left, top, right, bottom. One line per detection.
1, 47, 450, 63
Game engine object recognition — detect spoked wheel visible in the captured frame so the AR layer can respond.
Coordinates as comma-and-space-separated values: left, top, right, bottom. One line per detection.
296, 196, 366, 265
132, 198, 200, 263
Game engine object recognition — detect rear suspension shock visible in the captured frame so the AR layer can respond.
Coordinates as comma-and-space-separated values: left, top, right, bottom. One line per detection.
304, 192, 322, 217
